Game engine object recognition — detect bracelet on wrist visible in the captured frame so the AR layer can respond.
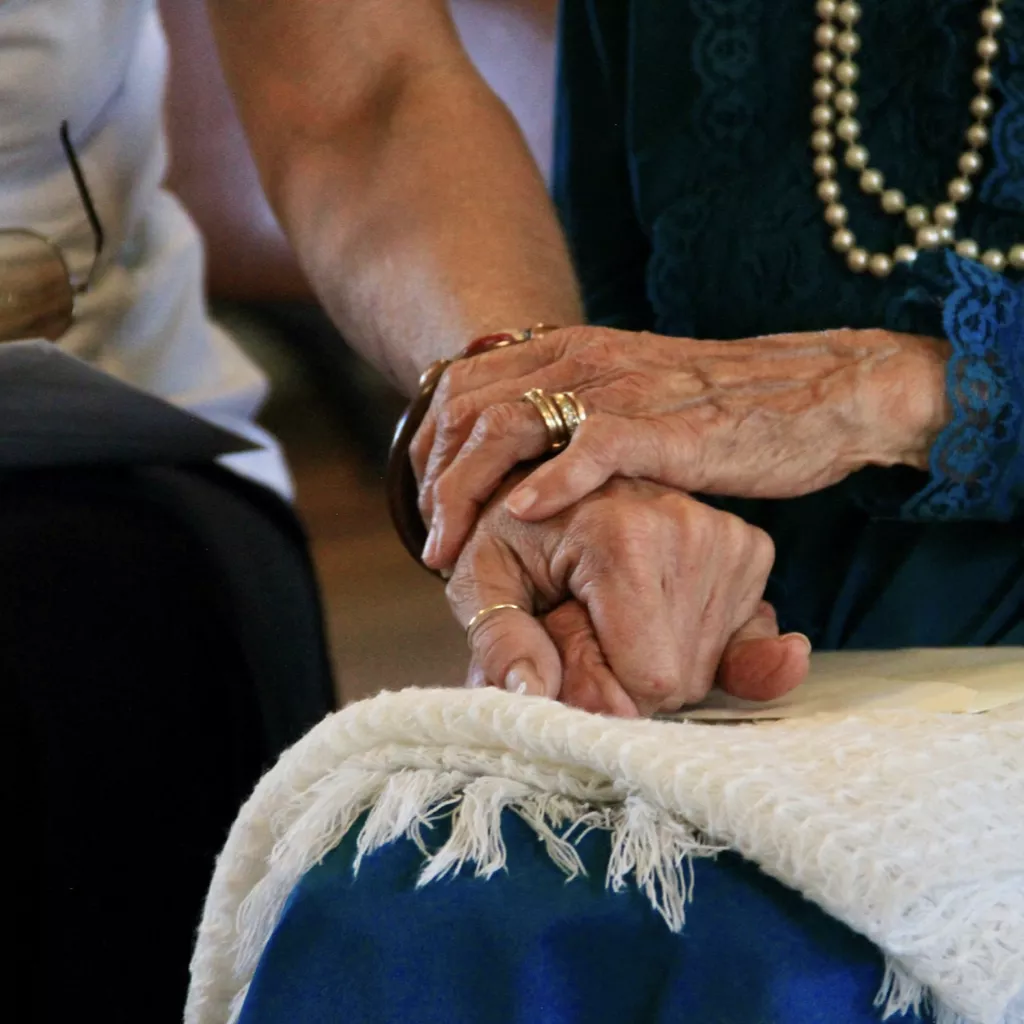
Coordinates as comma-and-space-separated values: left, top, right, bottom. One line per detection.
386, 324, 559, 575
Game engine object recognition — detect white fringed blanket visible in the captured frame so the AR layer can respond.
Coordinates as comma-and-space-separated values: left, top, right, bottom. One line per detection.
186, 688, 1024, 1024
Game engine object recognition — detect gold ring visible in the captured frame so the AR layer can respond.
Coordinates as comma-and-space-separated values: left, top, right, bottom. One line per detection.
550, 391, 587, 437
522, 388, 569, 451
465, 602, 529, 645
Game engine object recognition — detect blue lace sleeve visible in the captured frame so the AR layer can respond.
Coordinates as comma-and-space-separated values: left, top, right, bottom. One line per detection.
900, 13, 1024, 524
900, 256, 1024, 522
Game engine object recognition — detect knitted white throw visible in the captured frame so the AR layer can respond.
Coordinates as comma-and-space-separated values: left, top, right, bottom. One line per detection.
186, 688, 1024, 1024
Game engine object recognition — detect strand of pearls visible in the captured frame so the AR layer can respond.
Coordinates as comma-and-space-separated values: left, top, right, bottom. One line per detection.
811, 0, 1023, 277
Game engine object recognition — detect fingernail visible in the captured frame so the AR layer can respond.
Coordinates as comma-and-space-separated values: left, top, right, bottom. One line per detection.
421, 527, 438, 564
505, 486, 537, 517
782, 632, 813, 655
505, 661, 543, 695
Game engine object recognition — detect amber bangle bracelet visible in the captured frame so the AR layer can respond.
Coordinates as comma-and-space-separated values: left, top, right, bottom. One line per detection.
386, 324, 559, 575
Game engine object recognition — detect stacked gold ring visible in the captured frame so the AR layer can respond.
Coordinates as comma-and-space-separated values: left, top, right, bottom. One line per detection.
522, 388, 587, 453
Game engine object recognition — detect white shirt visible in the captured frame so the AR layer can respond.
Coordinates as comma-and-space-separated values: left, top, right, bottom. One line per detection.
0, 0, 291, 496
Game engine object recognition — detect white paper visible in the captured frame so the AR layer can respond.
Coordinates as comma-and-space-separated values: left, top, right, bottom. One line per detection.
669, 647, 1024, 721
0, 340, 255, 467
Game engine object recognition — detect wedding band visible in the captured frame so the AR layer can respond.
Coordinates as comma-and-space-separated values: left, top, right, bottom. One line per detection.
551, 391, 587, 435
465, 603, 529, 646
522, 388, 569, 451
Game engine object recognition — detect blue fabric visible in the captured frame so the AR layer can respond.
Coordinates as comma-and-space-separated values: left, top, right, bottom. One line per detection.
239, 812, 926, 1024
554, 0, 1024, 523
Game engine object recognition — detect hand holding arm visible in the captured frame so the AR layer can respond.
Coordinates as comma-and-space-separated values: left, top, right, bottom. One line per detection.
414, 325, 951, 567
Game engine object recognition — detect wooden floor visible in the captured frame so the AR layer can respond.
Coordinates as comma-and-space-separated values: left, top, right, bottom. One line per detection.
255, 337, 469, 707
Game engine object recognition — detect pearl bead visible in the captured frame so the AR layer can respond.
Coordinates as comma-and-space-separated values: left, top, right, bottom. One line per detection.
933, 203, 959, 227
835, 60, 859, 85
812, 104, 834, 127
814, 51, 837, 75
836, 116, 861, 141
831, 228, 856, 253
955, 238, 980, 259
881, 189, 906, 214
905, 205, 930, 229
834, 89, 858, 114
814, 154, 838, 178
859, 168, 884, 193
811, 129, 835, 152
977, 37, 999, 61
966, 123, 989, 149
846, 247, 869, 273
916, 225, 942, 250
974, 66, 994, 90
813, 77, 836, 102
815, 23, 837, 47
970, 94, 994, 120
837, 1, 861, 24
894, 245, 918, 264
982, 249, 1006, 271
824, 202, 849, 226
815, 0, 838, 17
818, 179, 841, 203
836, 30, 860, 54
959, 151, 984, 176
948, 177, 973, 203
1009, 244, 1024, 270
844, 144, 870, 170
980, 7, 1004, 31
938, 226, 955, 245
868, 253, 893, 278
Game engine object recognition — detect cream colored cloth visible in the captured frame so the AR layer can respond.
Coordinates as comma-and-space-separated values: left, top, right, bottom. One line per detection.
188, 680, 1024, 1024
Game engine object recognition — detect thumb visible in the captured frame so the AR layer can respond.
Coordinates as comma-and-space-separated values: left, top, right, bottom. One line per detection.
716, 602, 811, 702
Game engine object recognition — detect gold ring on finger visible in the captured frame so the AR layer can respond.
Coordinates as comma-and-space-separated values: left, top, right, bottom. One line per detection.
550, 391, 587, 441
465, 602, 530, 647
522, 388, 569, 452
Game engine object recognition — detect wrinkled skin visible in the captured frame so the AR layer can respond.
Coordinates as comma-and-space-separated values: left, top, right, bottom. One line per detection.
446, 475, 810, 716
413, 325, 950, 569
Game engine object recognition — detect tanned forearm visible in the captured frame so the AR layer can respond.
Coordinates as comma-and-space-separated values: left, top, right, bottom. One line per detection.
205, 0, 583, 394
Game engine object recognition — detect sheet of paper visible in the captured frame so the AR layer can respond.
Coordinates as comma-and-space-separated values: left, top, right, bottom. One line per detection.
668, 647, 1024, 721
0, 340, 255, 467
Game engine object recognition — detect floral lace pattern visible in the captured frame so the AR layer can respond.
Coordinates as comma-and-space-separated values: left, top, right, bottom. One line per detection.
559, 0, 1023, 521
903, 254, 1024, 519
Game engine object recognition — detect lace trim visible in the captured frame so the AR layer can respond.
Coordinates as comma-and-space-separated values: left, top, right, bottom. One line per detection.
901, 253, 1024, 521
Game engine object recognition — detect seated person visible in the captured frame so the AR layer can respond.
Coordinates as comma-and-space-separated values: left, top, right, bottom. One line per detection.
185, 0, 1022, 1021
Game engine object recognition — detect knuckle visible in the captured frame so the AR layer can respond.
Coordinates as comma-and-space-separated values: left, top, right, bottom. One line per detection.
472, 402, 519, 443
750, 524, 776, 568
409, 427, 430, 470
637, 671, 679, 705
435, 394, 478, 448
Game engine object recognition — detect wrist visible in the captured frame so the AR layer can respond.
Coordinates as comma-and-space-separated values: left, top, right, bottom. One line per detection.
862, 330, 952, 471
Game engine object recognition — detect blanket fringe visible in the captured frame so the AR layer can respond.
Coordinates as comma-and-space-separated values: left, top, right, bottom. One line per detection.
223, 767, 996, 1024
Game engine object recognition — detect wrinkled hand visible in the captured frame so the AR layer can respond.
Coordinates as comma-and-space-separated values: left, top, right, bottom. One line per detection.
446, 476, 810, 716
413, 325, 949, 570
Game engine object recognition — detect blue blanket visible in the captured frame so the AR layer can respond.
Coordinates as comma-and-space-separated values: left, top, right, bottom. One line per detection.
238, 811, 927, 1024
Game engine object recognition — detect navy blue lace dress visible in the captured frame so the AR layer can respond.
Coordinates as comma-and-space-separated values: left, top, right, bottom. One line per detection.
556, 0, 1024, 648
234, 5, 1023, 1023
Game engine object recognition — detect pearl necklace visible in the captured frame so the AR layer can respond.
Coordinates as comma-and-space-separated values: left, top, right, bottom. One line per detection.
811, 0, 1023, 277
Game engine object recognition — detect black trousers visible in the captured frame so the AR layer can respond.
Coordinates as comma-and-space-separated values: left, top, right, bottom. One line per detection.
4, 465, 335, 1022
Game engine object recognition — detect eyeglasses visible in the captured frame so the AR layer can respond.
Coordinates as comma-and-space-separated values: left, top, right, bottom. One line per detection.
0, 121, 105, 344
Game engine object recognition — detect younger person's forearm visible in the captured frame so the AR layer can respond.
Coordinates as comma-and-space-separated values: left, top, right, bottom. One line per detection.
272, 67, 583, 393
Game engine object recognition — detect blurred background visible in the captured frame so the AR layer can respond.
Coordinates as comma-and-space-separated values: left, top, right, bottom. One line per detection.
160, 0, 558, 705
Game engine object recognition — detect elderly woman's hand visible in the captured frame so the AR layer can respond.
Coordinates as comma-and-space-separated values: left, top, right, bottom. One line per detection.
413, 326, 950, 570
445, 475, 810, 716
